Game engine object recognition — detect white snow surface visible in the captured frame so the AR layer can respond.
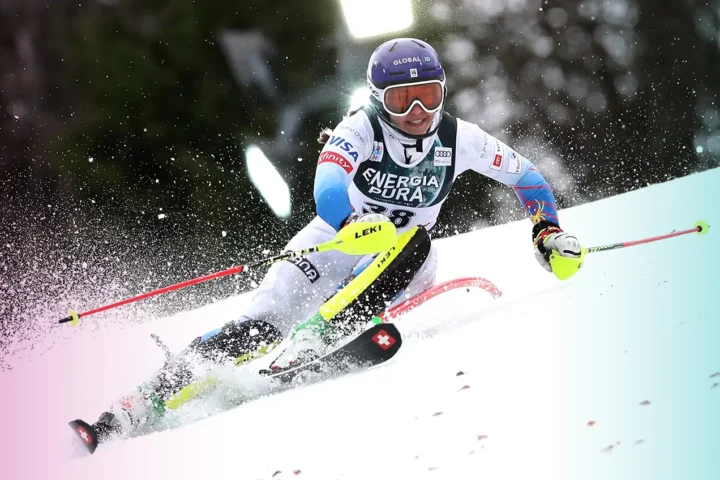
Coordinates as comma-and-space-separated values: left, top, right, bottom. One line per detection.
2, 169, 719, 480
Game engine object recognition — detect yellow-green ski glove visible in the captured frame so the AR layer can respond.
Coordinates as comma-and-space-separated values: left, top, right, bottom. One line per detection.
532, 221, 583, 275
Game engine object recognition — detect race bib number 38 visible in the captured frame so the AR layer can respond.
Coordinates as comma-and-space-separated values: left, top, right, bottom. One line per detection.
318, 151, 353, 173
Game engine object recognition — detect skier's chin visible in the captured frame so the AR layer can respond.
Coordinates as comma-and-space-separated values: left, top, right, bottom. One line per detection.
394, 115, 432, 136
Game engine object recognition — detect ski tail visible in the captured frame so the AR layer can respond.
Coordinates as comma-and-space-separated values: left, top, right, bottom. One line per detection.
378, 276, 502, 323
69, 419, 99, 455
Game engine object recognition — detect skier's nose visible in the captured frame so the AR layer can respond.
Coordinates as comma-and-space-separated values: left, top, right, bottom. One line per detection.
408, 104, 424, 115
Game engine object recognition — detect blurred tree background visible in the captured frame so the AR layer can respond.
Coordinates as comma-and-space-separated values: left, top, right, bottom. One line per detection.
1, 0, 718, 364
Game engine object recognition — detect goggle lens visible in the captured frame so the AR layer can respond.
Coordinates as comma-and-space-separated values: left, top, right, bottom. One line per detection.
383, 82, 443, 116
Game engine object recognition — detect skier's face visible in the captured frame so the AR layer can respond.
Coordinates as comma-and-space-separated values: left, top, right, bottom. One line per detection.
390, 104, 433, 136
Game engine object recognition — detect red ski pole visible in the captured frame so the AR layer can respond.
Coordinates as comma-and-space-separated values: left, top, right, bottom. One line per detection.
550, 220, 710, 280
585, 221, 709, 253
58, 220, 398, 326
58, 265, 246, 325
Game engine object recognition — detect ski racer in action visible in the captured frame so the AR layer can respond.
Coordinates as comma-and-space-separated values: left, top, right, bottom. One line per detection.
84, 37, 583, 444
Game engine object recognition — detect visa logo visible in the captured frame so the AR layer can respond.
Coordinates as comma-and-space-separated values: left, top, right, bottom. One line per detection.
328, 136, 359, 162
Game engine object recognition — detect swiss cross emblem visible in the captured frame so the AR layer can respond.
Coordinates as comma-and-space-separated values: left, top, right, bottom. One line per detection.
76, 426, 92, 444
372, 330, 396, 350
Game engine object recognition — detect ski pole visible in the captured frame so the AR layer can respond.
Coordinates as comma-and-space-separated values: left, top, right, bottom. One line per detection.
58, 220, 397, 326
550, 220, 710, 280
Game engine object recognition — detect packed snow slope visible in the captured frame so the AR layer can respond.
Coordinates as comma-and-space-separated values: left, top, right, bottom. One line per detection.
2, 168, 719, 480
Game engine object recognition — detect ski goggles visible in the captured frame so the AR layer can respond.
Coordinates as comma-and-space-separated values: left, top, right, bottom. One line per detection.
376, 79, 445, 117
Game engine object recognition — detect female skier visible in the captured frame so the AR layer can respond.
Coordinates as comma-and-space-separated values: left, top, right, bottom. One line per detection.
83, 37, 582, 443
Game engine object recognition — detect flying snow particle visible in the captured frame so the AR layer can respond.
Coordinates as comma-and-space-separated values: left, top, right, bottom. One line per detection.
89, 157, 94, 163
696, 146, 704, 153
222, 231, 227, 237
82, 262, 88, 269
158, 214, 166, 220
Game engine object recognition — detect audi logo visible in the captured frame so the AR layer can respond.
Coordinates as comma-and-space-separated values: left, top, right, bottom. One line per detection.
435, 150, 451, 158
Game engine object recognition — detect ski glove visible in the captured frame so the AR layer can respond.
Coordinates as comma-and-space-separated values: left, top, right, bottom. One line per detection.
342, 212, 391, 228
532, 221, 582, 273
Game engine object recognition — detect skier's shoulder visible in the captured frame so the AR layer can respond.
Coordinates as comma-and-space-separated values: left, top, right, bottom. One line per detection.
318, 108, 374, 164
330, 108, 374, 146
453, 115, 494, 143
447, 115, 502, 172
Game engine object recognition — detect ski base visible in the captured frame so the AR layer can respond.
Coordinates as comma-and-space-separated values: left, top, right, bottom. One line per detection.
261, 323, 402, 383
69, 419, 99, 455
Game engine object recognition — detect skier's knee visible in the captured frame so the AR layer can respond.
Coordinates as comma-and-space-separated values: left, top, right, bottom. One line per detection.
191, 318, 283, 362
333, 226, 432, 326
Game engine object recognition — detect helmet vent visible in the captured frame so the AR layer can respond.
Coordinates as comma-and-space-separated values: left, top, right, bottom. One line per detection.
422, 67, 436, 72
411, 40, 427, 48
389, 41, 399, 52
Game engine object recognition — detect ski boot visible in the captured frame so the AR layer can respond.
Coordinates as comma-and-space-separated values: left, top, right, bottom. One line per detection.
190, 318, 283, 365
265, 312, 348, 375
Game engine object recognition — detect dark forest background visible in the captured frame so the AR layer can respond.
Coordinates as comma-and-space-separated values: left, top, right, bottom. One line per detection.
1, 0, 718, 367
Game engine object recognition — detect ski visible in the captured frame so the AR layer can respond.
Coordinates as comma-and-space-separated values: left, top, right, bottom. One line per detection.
260, 276, 503, 383
161, 278, 499, 411
261, 323, 402, 383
